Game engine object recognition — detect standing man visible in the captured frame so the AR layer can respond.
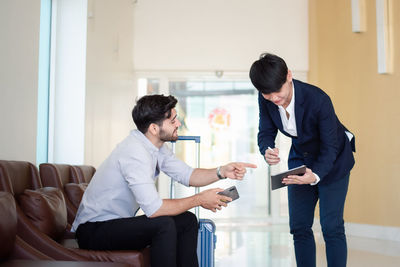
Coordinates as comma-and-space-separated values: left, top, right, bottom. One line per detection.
249, 53, 355, 267
72, 94, 256, 267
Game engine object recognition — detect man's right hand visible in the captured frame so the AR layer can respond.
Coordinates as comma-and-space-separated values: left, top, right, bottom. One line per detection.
265, 147, 280, 165
197, 188, 232, 213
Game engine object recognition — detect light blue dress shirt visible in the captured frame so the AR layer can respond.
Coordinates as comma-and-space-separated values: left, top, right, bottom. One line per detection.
71, 130, 194, 232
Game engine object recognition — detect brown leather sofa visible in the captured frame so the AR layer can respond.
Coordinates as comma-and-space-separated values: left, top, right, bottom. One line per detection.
0, 191, 130, 267
0, 160, 150, 267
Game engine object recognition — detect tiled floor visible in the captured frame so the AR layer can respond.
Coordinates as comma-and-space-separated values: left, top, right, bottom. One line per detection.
213, 220, 400, 267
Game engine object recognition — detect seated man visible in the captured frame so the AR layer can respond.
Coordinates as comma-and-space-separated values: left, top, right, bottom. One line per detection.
72, 94, 256, 267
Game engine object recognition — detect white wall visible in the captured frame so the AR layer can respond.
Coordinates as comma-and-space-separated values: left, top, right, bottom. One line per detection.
85, 0, 309, 167
133, 0, 309, 72
0, 0, 309, 167
85, 0, 136, 167
0, 0, 41, 163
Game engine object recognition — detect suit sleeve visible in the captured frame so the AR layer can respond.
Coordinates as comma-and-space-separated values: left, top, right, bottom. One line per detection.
312, 95, 339, 180
257, 93, 278, 155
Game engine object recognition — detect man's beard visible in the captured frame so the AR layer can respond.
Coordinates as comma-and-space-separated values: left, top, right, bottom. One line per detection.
159, 128, 178, 142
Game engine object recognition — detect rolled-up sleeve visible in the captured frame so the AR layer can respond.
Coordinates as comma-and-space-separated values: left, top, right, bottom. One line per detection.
159, 146, 193, 187
118, 152, 162, 217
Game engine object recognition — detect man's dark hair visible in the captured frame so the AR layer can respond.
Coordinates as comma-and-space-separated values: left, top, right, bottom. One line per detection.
249, 53, 288, 94
132, 94, 178, 133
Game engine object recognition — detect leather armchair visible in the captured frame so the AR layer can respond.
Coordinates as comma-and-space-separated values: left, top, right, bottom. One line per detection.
40, 164, 96, 212
63, 182, 87, 209
39, 163, 78, 224
0, 160, 150, 267
0, 191, 52, 261
70, 165, 96, 183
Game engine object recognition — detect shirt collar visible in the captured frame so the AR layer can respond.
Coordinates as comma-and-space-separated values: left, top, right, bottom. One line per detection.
278, 82, 295, 115
286, 82, 295, 115
131, 129, 159, 153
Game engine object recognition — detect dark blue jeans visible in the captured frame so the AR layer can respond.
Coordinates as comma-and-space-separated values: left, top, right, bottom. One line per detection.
288, 174, 350, 267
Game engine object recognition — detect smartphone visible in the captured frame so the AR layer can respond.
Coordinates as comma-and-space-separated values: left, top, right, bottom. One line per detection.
217, 186, 240, 203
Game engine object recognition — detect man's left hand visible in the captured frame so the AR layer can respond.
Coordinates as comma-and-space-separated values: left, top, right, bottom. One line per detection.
282, 168, 316, 185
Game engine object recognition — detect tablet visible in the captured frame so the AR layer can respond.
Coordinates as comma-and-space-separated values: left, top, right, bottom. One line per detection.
270, 165, 306, 190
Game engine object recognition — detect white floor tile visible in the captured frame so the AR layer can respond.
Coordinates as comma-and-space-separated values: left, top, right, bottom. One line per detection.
213, 220, 400, 267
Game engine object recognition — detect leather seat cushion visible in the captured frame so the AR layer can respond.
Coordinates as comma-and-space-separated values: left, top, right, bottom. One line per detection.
71, 247, 148, 267
0, 260, 130, 267
18, 187, 67, 240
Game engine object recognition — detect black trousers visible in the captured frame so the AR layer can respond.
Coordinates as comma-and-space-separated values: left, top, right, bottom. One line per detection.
76, 211, 199, 267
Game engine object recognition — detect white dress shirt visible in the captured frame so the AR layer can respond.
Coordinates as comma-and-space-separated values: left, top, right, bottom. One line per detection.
278, 85, 297, 137
71, 130, 194, 232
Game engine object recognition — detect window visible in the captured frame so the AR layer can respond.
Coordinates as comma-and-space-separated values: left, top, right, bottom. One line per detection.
36, 0, 52, 164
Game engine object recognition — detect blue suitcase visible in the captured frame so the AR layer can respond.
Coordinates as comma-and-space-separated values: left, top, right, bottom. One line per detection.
197, 218, 217, 267
171, 136, 217, 267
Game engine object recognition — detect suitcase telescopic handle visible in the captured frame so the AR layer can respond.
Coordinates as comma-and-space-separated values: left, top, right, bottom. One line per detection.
171, 136, 201, 218
172, 136, 201, 143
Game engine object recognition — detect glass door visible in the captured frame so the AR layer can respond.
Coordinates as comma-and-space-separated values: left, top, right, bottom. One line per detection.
169, 79, 270, 221
136, 74, 291, 222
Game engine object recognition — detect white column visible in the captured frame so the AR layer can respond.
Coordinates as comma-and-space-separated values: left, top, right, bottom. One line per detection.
48, 0, 88, 164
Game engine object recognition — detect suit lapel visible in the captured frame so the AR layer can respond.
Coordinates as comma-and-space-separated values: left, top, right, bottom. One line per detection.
266, 101, 283, 130
294, 80, 304, 138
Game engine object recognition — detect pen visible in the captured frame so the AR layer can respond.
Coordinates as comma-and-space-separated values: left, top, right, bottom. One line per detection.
267, 147, 274, 152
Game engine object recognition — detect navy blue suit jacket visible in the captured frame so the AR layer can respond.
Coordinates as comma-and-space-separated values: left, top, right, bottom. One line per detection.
258, 79, 355, 184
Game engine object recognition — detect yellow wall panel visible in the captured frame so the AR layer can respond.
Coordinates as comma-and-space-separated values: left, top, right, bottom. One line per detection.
309, 0, 400, 227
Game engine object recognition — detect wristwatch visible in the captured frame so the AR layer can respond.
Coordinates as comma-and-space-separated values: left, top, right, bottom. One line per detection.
216, 166, 226, 179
